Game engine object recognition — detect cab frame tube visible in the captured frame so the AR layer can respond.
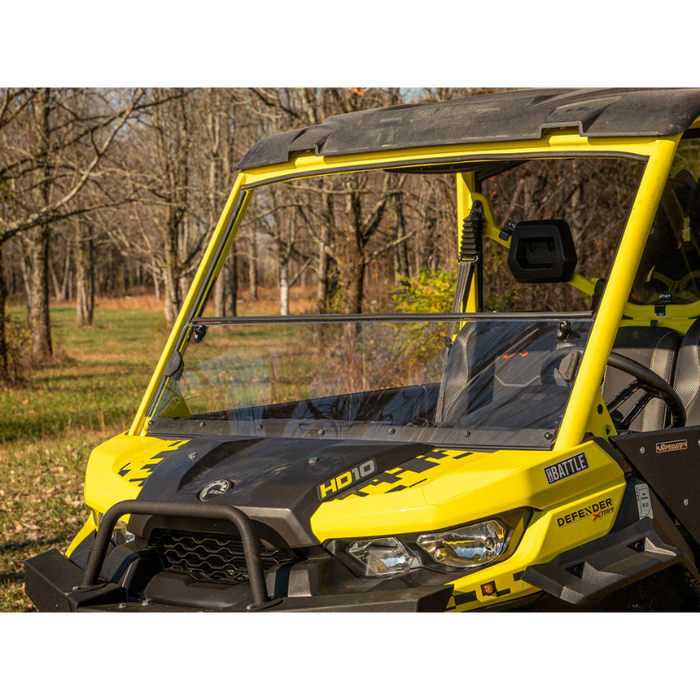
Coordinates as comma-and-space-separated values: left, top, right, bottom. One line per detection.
554, 136, 681, 450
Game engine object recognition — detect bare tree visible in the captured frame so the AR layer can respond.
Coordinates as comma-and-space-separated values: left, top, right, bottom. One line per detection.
0, 88, 144, 376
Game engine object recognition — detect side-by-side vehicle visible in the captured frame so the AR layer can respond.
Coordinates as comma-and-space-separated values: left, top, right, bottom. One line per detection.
25, 88, 700, 611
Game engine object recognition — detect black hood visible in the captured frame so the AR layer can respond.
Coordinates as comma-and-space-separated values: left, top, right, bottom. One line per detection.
134, 436, 430, 546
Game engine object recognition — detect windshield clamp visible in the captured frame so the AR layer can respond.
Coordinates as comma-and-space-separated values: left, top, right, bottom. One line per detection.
192, 324, 208, 343
499, 220, 517, 242
557, 319, 572, 341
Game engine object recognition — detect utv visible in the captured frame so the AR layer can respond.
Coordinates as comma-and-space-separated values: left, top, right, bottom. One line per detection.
25, 88, 700, 611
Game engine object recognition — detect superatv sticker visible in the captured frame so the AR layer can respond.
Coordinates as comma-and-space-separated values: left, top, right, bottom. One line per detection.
557, 498, 614, 528
543, 452, 589, 485
655, 439, 687, 454
317, 460, 377, 500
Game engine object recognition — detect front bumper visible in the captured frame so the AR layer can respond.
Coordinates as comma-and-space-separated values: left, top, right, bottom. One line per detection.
24, 498, 454, 612
24, 548, 453, 612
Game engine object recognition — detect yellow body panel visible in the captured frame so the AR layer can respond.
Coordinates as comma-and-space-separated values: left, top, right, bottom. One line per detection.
84, 432, 190, 512
446, 481, 626, 611
311, 441, 624, 542
310, 440, 625, 610
65, 510, 100, 558
66, 433, 190, 555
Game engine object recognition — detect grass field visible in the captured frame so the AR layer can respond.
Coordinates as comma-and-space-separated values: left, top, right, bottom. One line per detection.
0, 304, 170, 612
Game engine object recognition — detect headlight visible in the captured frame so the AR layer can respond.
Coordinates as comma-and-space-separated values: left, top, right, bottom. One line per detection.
416, 520, 507, 568
346, 537, 416, 577
112, 519, 135, 546
326, 510, 529, 578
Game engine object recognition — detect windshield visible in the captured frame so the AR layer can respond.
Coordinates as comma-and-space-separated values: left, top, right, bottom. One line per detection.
150, 314, 592, 449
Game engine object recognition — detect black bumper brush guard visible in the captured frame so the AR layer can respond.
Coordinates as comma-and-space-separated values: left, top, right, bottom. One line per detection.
24, 500, 453, 612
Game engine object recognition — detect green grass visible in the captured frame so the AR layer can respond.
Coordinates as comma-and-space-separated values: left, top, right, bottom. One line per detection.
0, 306, 170, 611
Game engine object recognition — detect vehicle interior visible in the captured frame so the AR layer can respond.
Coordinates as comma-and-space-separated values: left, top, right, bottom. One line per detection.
410, 154, 700, 432
393, 156, 700, 437
462, 152, 700, 436
600, 167, 700, 432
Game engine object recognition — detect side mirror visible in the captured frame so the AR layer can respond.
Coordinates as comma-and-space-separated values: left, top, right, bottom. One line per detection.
507, 219, 577, 283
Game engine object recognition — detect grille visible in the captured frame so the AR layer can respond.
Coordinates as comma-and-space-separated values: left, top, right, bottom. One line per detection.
150, 528, 293, 584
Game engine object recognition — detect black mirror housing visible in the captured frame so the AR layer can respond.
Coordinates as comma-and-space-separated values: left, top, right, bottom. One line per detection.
507, 219, 578, 283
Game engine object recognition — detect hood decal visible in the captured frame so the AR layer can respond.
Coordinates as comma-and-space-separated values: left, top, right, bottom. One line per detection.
334, 448, 471, 499
117, 439, 190, 487
135, 436, 431, 546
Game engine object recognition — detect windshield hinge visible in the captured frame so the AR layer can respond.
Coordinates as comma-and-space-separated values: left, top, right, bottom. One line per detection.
164, 351, 184, 379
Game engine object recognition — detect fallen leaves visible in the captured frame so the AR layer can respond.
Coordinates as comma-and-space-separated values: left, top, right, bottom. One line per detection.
13, 519, 40, 533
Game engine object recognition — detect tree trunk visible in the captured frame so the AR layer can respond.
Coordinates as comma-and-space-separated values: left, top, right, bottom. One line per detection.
28, 88, 54, 362
279, 254, 290, 316
0, 243, 9, 384
49, 240, 71, 302
123, 263, 129, 295
178, 273, 191, 302
227, 245, 238, 316
19, 239, 33, 321
75, 226, 95, 327
50, 257, 63, 301
337, 186, 370, 315
394, 197, 410, 281
248, 234, 258, 301
214, 266, 226, 316
163, 263, 181, 325
339, 254, 365, 314
28, 223, 53, 362
317, 231, 329, 312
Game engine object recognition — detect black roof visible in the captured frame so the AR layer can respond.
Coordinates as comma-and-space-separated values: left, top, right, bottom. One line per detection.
238, 88, 700, 171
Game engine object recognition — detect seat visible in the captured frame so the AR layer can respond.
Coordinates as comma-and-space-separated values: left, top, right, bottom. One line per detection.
673, 318, 700, 426
440, 320, 575, 429
441, 322, 480, 419
602, 325, 682, 431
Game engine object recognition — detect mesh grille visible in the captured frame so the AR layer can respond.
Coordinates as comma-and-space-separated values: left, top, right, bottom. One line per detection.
150, 528, 292, 584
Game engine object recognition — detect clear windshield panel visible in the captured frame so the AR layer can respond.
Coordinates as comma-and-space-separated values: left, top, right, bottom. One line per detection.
149, 315, 592, 449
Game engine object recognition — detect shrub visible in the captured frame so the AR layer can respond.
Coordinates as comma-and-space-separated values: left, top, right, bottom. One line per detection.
391, 269, 457, 314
